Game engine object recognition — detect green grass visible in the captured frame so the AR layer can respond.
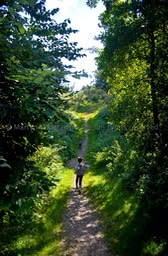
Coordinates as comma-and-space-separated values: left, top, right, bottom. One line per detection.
85, 168, 149, 256
10, 168, 73, 256
0, 110, 88, 256
84, 104, 167, 256
3, 100, 167, 256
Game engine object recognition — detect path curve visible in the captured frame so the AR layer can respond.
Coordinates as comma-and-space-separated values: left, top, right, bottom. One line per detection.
62, 118, 110, 256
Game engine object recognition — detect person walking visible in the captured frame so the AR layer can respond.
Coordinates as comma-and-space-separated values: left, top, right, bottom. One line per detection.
75, 157, 88, 194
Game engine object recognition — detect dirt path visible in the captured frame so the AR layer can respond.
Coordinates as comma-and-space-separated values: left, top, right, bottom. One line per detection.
67, 117, 89, 169
62, 118, 110, 256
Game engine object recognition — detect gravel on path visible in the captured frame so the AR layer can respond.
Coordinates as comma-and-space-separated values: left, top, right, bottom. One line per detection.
62, 187, 110, 256
62, 118, 110, 256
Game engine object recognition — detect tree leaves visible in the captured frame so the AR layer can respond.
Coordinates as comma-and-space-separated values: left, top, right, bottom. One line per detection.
34, 76, 44, 84
0, 0, 84, 225
86, 0, 99, 8
18, 24, 26, 34
91, 0, 168, 223
0, 155, 11, 169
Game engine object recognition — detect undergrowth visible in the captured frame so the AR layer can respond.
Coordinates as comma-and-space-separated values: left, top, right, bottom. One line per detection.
85, 105, 168, 256
0, 111, 79, 255
85, 167, 150, 256
0, 146, 73, 255
21, 168, 72, 256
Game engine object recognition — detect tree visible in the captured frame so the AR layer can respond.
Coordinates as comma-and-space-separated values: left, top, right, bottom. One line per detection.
0, 0, 84, 162
88, 0, 168, 147
87, 0, 168, 212
0, 0, 84, 224
93, 69, 107, 91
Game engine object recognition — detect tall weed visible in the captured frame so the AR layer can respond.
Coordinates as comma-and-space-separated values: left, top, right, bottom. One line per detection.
85, 105, 168, 255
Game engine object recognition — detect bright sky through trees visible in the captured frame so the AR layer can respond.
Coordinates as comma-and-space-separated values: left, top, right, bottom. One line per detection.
46, 0, 104, 90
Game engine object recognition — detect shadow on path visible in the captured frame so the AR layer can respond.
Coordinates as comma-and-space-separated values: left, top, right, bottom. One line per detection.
62, 117, 110, 256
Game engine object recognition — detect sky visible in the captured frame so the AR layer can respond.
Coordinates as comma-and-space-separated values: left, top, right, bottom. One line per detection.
45, 0, 105, 91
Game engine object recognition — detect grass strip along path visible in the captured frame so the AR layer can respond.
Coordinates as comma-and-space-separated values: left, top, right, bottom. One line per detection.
61, 115, 110, 256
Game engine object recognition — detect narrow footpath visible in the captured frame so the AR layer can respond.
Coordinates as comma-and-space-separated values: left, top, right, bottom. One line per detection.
62, 118, 110, 256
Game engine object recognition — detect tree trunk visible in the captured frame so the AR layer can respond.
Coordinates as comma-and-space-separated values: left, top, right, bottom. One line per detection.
150, 29, 160, 138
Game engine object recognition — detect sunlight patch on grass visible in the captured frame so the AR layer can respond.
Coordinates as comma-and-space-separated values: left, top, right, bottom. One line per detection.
86, 170, 138, 221
12, 168, 73, 255
14, 235, 36, 250
36, 240, 62, 256
85, 168, 144, 256
142, 239, 166, 256
112, 199, 139, 221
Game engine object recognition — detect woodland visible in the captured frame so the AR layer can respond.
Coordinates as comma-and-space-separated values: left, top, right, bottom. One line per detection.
0, 0, 168, 255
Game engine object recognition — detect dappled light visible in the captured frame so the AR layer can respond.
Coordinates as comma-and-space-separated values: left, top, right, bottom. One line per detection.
1, 0, 168, 255
62, 189, 110, 256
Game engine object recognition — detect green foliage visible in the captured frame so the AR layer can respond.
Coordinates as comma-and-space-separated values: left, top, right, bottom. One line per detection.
0, 152, 11, 169
71, 86, 108, 112
85, 165, 168, 256
87, 106, 128, 162
94, 0, 168, 149
0, 0, 84, 164
87, 0, 168, 243
45, 115, 82, 162
0, 166, 73, 256
30, 146, 63, 184
86, 0, 99, 8
0, 1, 85, 253
94, 69, 108, 91
0, 143, 72, 255
86, 104, 168, 255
